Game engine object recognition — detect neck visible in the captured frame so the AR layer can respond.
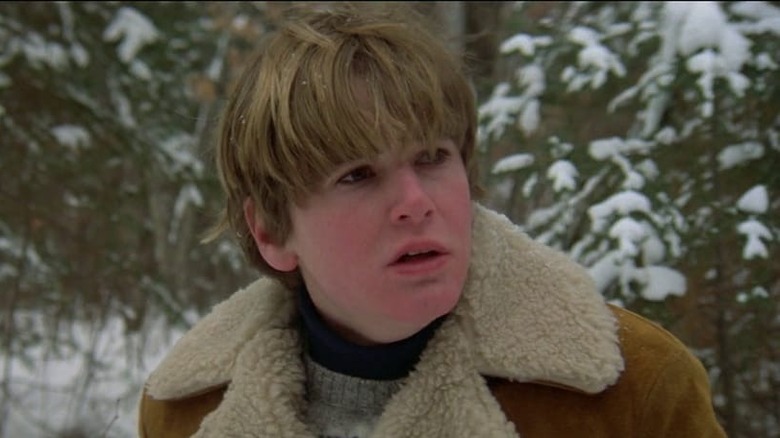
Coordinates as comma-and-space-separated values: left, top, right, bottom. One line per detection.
297, 285, 445, 380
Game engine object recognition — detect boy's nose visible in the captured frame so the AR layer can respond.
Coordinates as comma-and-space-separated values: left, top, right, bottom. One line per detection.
390, 168, 434, 225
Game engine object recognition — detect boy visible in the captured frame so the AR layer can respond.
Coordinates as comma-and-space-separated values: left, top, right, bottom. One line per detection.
138, 5, 725, 437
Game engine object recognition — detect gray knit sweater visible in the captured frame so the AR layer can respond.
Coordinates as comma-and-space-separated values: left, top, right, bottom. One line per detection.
304, 355, 403, 438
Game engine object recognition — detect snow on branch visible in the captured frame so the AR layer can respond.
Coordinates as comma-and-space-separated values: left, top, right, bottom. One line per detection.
492, 153, 535, 174
737, 219, 772, 259
737, 185, 769, 214
103, 7, 160, 63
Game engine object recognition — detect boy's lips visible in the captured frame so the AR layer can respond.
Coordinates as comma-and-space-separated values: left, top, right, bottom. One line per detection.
390, 241, 448, 263
389, 240, 450, 274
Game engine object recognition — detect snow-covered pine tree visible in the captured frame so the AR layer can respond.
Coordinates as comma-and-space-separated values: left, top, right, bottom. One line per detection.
479, 2, 778, 436
0, 3, 269, 435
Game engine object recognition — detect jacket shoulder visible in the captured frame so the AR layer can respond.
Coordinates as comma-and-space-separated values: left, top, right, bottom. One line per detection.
611, 305, 692, 363
488, 305, 726, 437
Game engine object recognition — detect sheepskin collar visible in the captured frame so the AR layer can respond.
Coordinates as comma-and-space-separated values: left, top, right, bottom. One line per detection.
145, 204, 624, 437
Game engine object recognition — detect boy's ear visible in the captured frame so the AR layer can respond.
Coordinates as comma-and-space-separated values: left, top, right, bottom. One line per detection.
243, 198, 299, 272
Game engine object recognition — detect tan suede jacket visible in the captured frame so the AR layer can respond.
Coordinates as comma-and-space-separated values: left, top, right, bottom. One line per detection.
138, 205, 726, 437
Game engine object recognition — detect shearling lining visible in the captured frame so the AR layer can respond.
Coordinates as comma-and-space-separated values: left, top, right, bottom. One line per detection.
144, 203, 624, 437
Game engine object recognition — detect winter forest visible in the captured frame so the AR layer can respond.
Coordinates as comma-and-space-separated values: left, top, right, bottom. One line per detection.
0, 1, 777, 437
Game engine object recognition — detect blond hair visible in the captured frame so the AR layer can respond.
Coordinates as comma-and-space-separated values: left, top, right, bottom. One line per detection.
207, 4, 480, 287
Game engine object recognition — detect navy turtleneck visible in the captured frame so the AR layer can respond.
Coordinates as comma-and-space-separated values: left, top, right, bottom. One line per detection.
297, 285, 446, 381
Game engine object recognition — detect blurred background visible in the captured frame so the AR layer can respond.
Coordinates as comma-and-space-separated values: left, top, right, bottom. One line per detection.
1, 1, 777, 437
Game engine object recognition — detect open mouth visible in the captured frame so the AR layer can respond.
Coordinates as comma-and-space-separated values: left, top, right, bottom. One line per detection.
395, 250, 441, 264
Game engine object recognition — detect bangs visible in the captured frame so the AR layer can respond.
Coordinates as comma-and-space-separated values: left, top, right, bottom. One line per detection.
247, 17, 474, 199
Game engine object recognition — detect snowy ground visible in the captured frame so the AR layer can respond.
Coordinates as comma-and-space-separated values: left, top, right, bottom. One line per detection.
1, 311, 192, 438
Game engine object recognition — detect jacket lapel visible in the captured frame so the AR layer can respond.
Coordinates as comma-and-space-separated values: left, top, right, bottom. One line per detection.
194, 325, 311, 437
462, 204, 623, 393
371, 316, 519, 438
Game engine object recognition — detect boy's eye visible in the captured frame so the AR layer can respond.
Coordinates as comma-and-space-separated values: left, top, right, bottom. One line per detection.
416, 148, 451, 166
337, 165, 375, 185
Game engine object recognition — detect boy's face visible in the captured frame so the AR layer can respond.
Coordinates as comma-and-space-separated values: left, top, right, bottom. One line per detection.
253, 139, 472, 344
